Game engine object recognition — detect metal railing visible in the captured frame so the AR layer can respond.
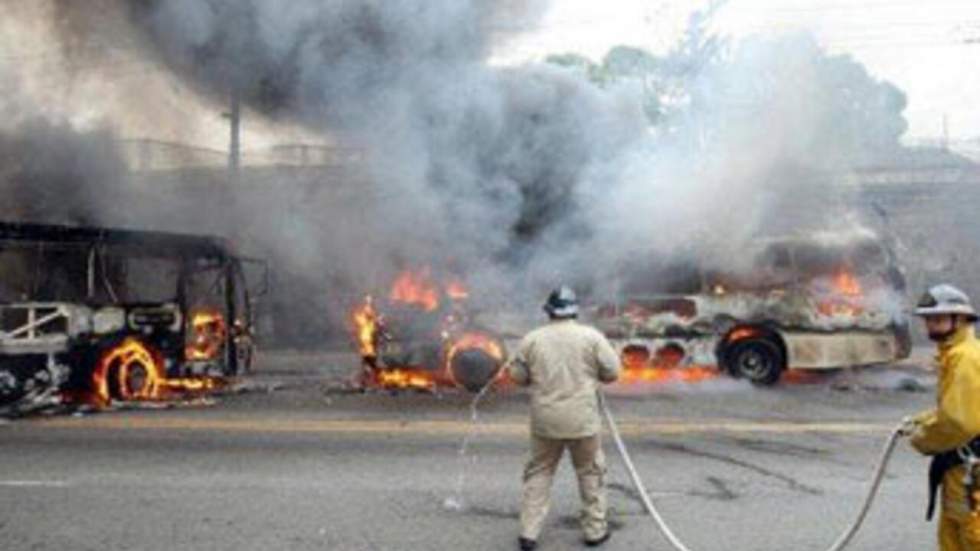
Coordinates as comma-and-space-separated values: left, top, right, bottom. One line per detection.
117, 139, 364, 172
0, 303, 76, 355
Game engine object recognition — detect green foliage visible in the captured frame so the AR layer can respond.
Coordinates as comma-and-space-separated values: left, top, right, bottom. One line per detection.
545, 3, 729, 127
544, 0, 907, 160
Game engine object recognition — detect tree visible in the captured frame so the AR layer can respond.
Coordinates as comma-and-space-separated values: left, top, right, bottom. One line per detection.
546, 3, 729, 127
546, 1, 907, 164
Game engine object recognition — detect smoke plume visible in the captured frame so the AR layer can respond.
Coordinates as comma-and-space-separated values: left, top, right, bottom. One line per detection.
0, 119, 129, 227
119, 0, 654, 307
1, 1, 913, 343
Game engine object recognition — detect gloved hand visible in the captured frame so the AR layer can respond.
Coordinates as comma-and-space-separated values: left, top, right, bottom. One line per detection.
897, 415, 919, 437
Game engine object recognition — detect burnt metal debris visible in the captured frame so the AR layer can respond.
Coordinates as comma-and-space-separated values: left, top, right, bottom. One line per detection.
592, 230, 912, 386
0, 220, 267, 414
349, 269, 507, 393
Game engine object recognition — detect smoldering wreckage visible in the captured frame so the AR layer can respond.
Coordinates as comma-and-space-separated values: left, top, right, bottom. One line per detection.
0, 2, 910, 412
0, 213, 912, 414
349, 228, 911, 393
0, 221, 265, 415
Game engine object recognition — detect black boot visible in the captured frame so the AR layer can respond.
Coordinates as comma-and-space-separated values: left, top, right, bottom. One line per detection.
584, 531, 611, 547
518, 536, 537, 550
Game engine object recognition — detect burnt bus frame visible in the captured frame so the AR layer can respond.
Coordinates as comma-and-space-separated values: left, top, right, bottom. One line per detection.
0, 220, 261, 376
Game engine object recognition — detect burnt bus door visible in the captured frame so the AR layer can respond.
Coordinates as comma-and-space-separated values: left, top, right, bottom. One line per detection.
224, 259, 238, 375
181, 255, 265, 376
180, 258, 238, 375
232, 257, 269, 374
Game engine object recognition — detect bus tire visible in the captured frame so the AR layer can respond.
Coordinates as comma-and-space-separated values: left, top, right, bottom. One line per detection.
725, 339, 785, 386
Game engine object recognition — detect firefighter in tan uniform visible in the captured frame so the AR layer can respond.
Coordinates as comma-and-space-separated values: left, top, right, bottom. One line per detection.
908, 284, 980, 550
507, 286, 620, 551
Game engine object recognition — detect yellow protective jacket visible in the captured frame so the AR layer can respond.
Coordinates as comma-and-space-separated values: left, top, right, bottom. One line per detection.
911, 325, 980, 455
507, 319, 620, 439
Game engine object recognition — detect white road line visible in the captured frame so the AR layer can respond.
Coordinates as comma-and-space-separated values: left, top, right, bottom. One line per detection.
0, 480, 71, 488
28, 416, 897, 435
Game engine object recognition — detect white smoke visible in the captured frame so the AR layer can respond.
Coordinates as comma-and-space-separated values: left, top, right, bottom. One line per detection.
0, 1, 911, 342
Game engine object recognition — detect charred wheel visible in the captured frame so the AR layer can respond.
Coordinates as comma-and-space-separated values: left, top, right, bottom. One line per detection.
725, 338, 785, 386
100, 339, 161, 401
0, 366, 23, 406
449, 348, 501, 393
114, 361, 150, 398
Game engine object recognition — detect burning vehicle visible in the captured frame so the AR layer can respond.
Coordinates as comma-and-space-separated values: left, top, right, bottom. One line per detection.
592, 230, 911, 385
0, 221, 266, 410
350, 268, 507, 392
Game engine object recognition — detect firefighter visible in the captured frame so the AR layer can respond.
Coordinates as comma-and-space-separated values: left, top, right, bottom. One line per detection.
507, 285, 621, 550
907, 284, 980, 550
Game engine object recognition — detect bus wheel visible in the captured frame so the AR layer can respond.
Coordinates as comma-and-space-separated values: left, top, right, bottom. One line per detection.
0, 369, 24, 406
726, 339, 784, 386
110, 360, 151, 400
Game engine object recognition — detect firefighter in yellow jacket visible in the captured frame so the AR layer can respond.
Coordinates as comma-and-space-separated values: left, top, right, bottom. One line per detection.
909, 284, 980, 550
508, 286, 620, 551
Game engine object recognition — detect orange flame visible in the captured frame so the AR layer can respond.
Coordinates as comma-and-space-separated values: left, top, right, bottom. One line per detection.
89, 338, 227, 406
351, 297, 379, 358
446, 332, 504, 365
348, 269, 502, 391
93, 338, 165, 404
619, 345, 719, 384
185, 307, 227, 362
445, 332, 506, 390
620, 364, 719, 384
390, 268, 440, 311
621, 347, 651, 371
727, 326, 763, 343
833, 269, 862, 296
817, 269, 865, 317
446, 279, 470, 301
374, 368, 436, 390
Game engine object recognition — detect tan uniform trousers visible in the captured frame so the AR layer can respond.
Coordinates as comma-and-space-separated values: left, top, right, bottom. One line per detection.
520, 433, 607, 541
939, 466, 980, 550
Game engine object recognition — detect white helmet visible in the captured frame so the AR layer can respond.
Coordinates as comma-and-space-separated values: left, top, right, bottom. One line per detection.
915, 284, 978, 321
543, 285, 579, 318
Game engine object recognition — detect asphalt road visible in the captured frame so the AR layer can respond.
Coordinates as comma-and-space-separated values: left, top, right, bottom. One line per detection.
0, 351, 943, 550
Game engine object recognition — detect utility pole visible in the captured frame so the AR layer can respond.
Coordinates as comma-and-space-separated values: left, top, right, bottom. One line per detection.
217, 86, 242, 235
942, 113, 949, 151
224, 87, 242, 181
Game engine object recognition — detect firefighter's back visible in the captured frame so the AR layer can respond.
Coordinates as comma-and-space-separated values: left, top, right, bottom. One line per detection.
519, 319, 618, 438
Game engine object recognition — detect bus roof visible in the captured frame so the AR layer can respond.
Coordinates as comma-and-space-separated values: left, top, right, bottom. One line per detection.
0, 220, 232, 260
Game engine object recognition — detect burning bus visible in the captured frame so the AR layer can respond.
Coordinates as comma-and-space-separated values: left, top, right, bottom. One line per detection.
349, 268, 506, 392
0, 221, 266, 409
592, 230, 911, 385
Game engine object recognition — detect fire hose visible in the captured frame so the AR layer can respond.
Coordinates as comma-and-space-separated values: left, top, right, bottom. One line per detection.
597, 391, 906, 551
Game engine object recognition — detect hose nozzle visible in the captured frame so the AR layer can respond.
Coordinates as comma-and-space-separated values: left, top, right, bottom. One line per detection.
897, 416, 918, 438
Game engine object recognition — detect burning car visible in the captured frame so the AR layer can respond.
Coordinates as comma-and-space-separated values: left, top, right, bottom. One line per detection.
592, 229, 911, 385
0, 221, 266, 410
350, 268, 506, 392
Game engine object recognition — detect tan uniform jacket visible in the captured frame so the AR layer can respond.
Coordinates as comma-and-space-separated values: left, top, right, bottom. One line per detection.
507, 319, 620, 439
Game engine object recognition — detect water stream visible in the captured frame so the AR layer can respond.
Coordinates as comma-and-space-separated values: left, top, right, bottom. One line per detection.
442, 381, 494, 512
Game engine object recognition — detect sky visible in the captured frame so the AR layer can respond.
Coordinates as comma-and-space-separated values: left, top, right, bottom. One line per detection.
494, 0, 980, 144
2, 0, 977, 156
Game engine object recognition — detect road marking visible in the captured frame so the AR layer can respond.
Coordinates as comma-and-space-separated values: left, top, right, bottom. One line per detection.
0, 480, 70, 488
25, 416, 898, 436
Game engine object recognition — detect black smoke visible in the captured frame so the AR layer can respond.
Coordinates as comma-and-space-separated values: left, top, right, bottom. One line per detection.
0, 119, 129, 226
